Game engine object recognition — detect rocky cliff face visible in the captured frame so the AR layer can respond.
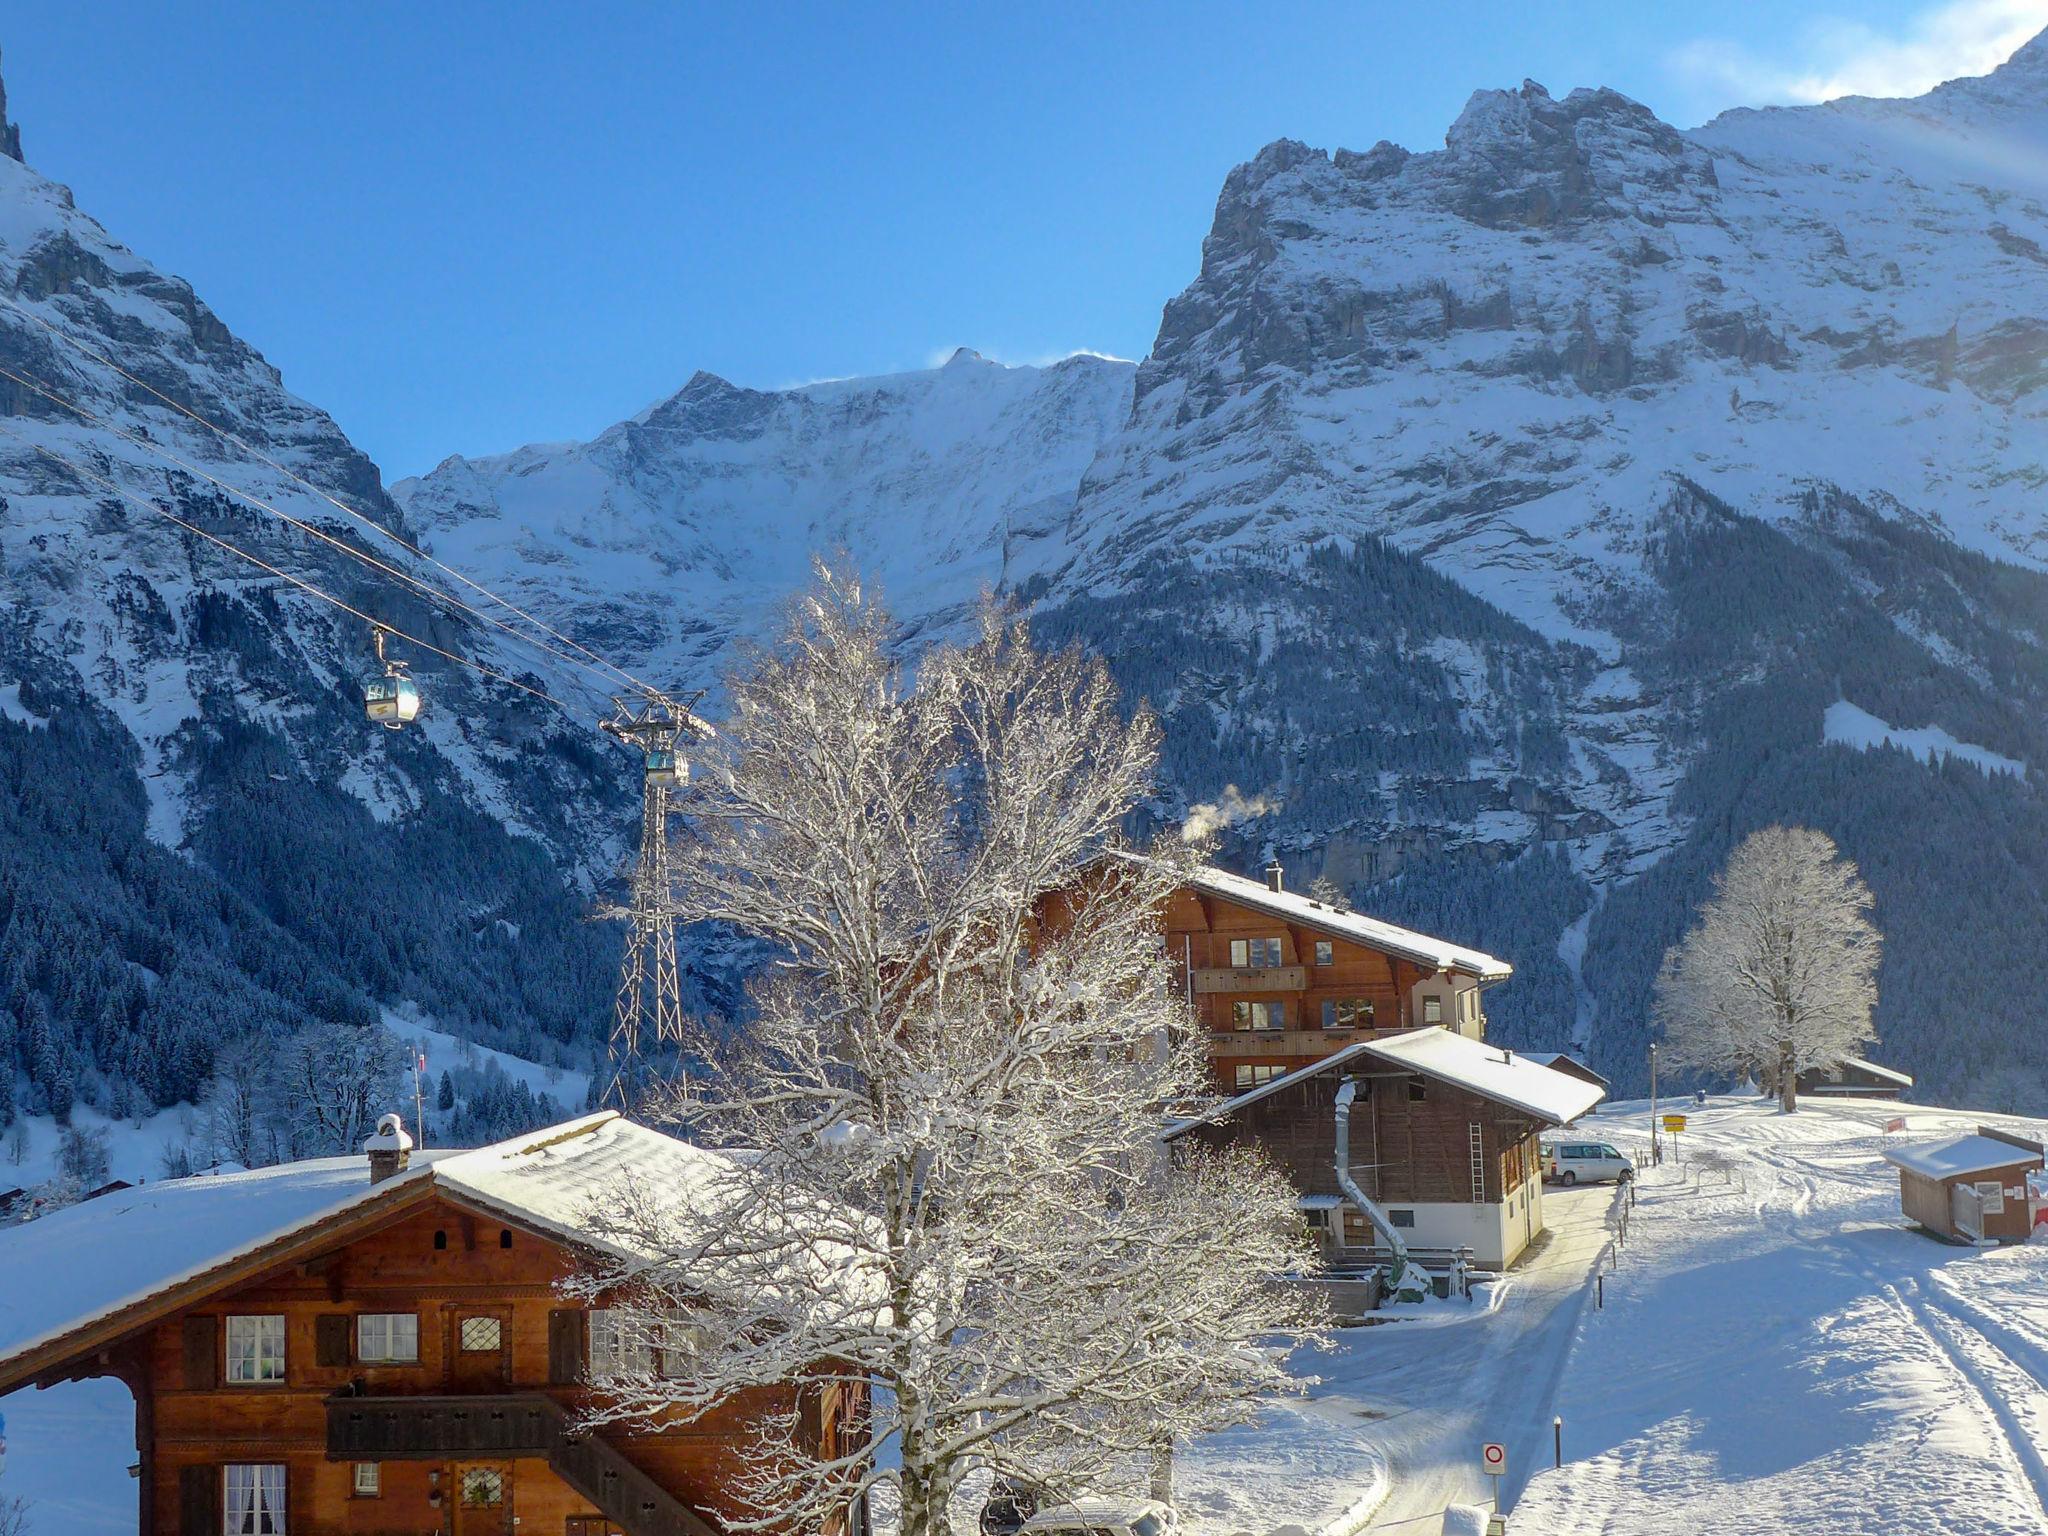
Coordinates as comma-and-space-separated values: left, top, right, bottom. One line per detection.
400, 35, 2048, 1103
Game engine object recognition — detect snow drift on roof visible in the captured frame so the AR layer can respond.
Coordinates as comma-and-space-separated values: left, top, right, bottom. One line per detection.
1164, 1027, 1604, 1138
1362, 1029, 1606, 1124
1882, 1134, 2043, 1181
1843, 1056, 1914, 1087
0, 1112, 783, 1385
0, 1151, 449, 1364
1114, 852, 1512, 980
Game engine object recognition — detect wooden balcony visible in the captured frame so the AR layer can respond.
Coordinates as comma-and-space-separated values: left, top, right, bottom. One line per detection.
1191, 965, 1307, 994
1208, 1028, 1358, 1058
326, 1392, 559, 1458
326, 1391, 718, 1536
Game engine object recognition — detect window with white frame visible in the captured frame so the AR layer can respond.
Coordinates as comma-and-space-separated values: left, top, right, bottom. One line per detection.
1230, 1000, 1284, 1032
225, 1463, 286, 1533
458, 1316, 504, 1353
224, 1315, 285, 1384
589, 1308, 705, 1380
1229, 937, 1285, 968
1422, 995, 1443, 1025
355, 1313, 418, 1364
1313, 940, 1334, 966
351, 1463, 381, 1497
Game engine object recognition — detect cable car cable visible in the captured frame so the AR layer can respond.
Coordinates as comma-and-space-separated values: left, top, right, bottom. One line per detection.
0, 361, 628, 707
0, 419, 597, 723
0, 294, 661, 698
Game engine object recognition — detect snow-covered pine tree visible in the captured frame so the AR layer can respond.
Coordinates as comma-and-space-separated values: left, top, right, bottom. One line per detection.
574, 568, 1319, 1535
1653, 825, 1881, 1106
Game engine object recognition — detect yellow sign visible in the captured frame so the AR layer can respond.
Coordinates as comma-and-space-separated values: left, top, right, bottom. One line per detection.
1662, 1114, 1687, 1133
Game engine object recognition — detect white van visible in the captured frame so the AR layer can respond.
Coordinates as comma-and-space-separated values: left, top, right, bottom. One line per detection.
1544, 1139, 1634, 1185
1019, 1499, 1177, 1536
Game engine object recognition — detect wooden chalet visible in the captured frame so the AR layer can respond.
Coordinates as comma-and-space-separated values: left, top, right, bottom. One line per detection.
1162, 1029, 1604, 1269
1144, 857, 1513, 1092
1796, 1055, 1913, 1101
0, 1111, 865, 1536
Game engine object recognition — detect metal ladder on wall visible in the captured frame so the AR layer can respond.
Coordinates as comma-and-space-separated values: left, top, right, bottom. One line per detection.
1469, 1122, 1486, 1204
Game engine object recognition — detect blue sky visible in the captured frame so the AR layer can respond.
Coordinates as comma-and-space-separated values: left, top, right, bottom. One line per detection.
5, 1, 2045, 478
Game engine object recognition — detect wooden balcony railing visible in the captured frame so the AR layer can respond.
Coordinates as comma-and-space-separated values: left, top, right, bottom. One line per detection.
1207, 1028, 1358, 1058
1190, 965, 1307, 994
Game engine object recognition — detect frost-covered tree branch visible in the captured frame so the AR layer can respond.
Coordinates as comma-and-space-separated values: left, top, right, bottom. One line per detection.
572, 566, 1321, 1535
1654, 825, 1881, 1102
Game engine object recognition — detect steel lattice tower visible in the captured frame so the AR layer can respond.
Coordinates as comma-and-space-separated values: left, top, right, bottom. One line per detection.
598, 692, 705, 1110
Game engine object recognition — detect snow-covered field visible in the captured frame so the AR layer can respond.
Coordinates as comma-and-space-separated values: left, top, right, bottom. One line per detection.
1513, 1096, 2048, 1536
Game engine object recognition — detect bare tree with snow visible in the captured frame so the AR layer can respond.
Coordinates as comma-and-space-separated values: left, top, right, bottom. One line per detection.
576, 568, 1320, 1535
1654, 825, 1881, 1109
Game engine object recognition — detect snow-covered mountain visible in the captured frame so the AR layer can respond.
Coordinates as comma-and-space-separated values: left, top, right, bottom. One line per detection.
0, 71, 634, 1123
394, 349, 1134, 678
398, 35, 2048, 1104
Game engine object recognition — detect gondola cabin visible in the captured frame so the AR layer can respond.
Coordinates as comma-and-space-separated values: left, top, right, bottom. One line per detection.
364, 673, 421, 729
645, 748, 688, 789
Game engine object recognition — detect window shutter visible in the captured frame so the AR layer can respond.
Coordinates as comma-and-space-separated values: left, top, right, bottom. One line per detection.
316, 1313, 351, 1368
548, 1308, 587, 1384
182, 1316, 219, 1390
178, 1464, 218, 1535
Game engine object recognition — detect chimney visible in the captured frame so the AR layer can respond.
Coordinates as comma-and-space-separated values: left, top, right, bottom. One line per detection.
1264, 858, 1285, 894
364, 1112, 414, 1184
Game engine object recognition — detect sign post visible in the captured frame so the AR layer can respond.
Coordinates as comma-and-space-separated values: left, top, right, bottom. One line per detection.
1662, 1113, 1687, 1162
1481, 1441, 1506, 1509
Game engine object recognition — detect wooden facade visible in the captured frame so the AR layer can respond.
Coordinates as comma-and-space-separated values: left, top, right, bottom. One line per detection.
1163, 876, 1499, 1097
1889, 1128, 2044, 1245
3, 1176, 861, 1536
1175, 1061, 1549, 1267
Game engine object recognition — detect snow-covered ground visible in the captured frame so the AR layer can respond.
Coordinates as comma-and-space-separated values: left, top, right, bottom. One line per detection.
1513, 1095, 2048, 1536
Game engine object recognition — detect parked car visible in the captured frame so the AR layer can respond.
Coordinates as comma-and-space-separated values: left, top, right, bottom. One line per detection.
1543, 1140, 1635, 1185
981, 1476, 1044, 1536
1019, 1497, 1178, 1536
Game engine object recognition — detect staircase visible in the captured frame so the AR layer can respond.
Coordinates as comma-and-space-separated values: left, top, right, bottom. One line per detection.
326, 1392, 720, 1536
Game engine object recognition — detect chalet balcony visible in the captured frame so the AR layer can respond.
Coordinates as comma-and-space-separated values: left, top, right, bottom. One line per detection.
1208, 1028, 1358, 1058
1190, 965, 1308, 994
325, 1392, 562, 1458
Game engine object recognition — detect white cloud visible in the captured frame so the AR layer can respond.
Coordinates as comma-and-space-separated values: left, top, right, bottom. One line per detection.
1672, 0, 2048, 107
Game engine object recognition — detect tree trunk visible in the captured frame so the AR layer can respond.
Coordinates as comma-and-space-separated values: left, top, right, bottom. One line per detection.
1778, 1037, 1797, 1113
1150, 1438, 1174, 1503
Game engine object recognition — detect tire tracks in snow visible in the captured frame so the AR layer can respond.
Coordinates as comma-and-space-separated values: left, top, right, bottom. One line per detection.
1893, 1279, 2048, 1524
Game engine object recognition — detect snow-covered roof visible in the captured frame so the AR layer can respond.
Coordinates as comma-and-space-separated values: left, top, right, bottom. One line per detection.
1522, 1051, 1608, 1083
1115, 853, 1513, 982
1163, 1028, 1605, 1139
1362, 1030, 1607, 1124
0, 1112, 760, 1392
1843, 1056, 1914, 1087
1882, 1133, 2043, 1181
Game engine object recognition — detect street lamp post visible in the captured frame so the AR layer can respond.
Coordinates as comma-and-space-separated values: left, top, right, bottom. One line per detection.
1649, 1041, 1661, 1166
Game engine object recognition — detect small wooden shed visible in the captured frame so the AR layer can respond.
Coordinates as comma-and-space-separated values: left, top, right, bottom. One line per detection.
1883, 1126, 2045, 1244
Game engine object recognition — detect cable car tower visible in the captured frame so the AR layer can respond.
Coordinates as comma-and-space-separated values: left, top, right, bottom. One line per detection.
598, 690, 708, 1109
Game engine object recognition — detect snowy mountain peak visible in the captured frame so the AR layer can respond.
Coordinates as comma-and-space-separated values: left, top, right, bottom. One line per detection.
943, 345, 990, 368
0, 50, 21, 165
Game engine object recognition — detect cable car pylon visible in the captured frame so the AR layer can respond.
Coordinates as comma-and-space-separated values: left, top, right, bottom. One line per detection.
598, 689, 710, 1109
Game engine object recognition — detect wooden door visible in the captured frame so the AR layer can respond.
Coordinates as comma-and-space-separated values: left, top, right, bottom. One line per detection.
453, 1463, 512, 1536
450, 1309, 510, 1391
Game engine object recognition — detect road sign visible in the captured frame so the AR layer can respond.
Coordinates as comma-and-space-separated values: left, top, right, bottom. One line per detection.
1481, 1441, 1507, 1477
1662, 1114, 1687, 1133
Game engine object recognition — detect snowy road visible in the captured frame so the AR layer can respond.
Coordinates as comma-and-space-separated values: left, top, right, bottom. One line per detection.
1510, 1096, 2048, 1536
1347, 1183, 1616, 1533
